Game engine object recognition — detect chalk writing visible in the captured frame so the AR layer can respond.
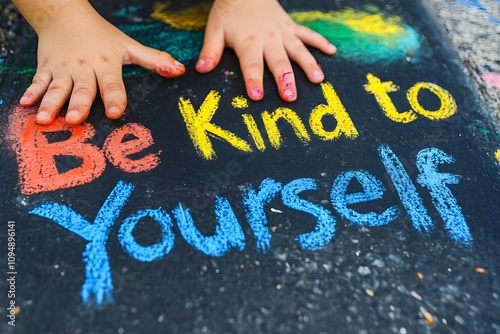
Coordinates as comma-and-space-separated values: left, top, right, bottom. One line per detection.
8, 109, 160, 195
118, 209, 175, 262
173, 199, 246, 256
282, 178, 336, 250
30, 181, 134, 305
364, 74, 457, 123
28, 145, 470, 306
379, 145, 433, 234
8, 74, 460, 195
331, 170, 400, 226
416, 148, 472, 243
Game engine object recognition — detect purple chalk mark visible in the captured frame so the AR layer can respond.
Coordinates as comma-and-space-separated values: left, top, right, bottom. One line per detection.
281, 71, 292, 82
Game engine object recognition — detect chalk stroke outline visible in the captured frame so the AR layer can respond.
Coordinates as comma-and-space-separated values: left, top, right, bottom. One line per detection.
456, 0, 500, 24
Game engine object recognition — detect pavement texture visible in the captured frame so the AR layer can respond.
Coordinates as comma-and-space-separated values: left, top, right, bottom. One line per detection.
0, 2, 18, 59
424, 0, 500, 126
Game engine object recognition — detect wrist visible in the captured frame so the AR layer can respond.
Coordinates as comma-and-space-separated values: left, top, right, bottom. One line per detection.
13, 0, 95, 34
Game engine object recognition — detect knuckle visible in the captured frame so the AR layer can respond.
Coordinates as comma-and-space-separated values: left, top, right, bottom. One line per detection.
31, 74, 49, 86
73, 85, 95, 98
157, 50, 172, 60
273, 59, 291, 72
101, 81, 124, 95
47, 83, 68, 94
245, 75, 261, 84
238, 34, 256, 47
243, 60, 262, 73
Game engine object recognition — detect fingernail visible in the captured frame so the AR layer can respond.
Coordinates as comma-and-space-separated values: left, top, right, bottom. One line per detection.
249, 89, 262, 99
174, 61, 184, 69
283, 89, 295, 99
312, 70, 323, 79
196, 58, 213, 72
326, 43, 337, 54
196, 59, 207, 70
107, 106, 121, 117
66, 109, 80, 119
37, 111, 49, 122
20, 96, 28, 105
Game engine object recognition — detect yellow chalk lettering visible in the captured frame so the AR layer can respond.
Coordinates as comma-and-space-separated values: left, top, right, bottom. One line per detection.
242, 114, 266, 152
178, 90, 252, 160
309, 82, 359, 141
232, 96, 249, 109
407, 82, 457, 120
495, 149, 500, 165
262, 107, 310, 149
364, 73, 417, 123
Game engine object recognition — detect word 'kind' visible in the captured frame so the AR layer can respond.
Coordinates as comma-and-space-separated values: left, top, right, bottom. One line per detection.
30, 145, 471, 306
9, 74, 457, 195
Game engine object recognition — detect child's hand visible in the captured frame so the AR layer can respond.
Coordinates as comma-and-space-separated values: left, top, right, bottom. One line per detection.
196, 0, 336, 102
17, 1, 185, 125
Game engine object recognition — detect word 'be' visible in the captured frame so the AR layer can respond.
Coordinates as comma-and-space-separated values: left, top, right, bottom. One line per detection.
9, 74, 457, 195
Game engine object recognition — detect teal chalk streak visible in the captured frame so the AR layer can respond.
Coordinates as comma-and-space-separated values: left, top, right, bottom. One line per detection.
298, 19, 424, 64
117, 22, 204, 77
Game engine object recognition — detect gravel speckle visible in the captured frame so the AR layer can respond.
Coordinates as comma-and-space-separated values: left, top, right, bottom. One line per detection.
424, 0, 500, 126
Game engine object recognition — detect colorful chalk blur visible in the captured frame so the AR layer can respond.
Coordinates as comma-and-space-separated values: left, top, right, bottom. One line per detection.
150, 3, 425, 64
0, 4, 426, 80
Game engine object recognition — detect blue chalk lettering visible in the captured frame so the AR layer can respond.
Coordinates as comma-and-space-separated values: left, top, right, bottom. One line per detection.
416, 148, 472, 244
173, 197, 245, 256
378, 145, 433, 234
242, 178, 282, 252
281, 178, 336, 250
30, 181, 134, 306
331, 170, 400, 226
118, 209, 175, 262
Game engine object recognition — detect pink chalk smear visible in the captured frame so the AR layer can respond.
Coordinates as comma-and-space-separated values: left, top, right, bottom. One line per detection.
482, 73, 500, 90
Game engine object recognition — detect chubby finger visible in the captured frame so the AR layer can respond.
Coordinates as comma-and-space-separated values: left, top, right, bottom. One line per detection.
96, 68, 127, 120
65, 70, 98, 125
285, 36, 324, 83
20, 70, 52, 107
126, 41, 185, 78
234, 42, 265, 101
36, 75, 73, 125
295, 25, 336, 55
196, 18, 224, 73
264, 42, 296, 102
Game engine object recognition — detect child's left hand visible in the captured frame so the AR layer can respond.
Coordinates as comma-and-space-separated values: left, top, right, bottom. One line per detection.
196, 0, 336, 102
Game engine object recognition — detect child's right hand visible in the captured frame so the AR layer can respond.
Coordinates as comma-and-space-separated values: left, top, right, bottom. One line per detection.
14, 0, 185, 125
196, 0, 336, 103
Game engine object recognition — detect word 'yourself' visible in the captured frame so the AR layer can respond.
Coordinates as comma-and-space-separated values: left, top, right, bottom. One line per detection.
30, 145, 470, 305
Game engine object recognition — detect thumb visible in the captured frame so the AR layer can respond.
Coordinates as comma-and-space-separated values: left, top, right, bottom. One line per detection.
126, 40, 185, 78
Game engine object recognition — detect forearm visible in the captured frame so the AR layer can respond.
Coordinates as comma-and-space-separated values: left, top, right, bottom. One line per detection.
11, 0, 94, 33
